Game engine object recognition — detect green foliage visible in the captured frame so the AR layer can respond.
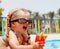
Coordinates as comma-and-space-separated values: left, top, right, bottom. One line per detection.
34, 12, 40, 18
0, 19, 2, 31
0, 31, 2, 35
0, 8, 4, 16
28, 10, 32, 14
42, 14, 45, 18
0, 19, 2, 35
0, 18, 2, 26
48, 12, 54, 18
0, 8, 2, 16
58, 9, 60, 16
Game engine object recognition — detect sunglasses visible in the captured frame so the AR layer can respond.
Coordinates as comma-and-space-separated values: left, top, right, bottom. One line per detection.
10, 18, 32, 24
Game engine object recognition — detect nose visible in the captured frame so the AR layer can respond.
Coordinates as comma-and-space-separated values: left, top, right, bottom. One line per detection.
26, 22, 29, 25
25, 22, 31, 26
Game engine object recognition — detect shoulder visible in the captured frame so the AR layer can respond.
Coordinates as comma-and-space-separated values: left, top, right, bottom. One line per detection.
8, 30, 19, 44
9, 30, 16, 37
0, 37, 8, 47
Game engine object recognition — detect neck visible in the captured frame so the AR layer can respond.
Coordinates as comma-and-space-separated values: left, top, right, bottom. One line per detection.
15, 31, 23, 36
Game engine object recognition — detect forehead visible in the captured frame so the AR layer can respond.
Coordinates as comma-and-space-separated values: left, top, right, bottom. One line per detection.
11, 10, 30, 21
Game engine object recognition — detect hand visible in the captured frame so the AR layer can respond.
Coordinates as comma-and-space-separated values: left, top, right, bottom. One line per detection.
6, 33, 9, 42
33, 42, 40, 49
39, 41, 45, 47
35, 42, 44, 49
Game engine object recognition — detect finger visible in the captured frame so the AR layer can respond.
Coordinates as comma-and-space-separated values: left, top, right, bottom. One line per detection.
6, 34, 9, 38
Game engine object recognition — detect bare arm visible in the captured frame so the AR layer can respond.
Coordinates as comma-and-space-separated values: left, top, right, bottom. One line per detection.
9, 43, 33, 49
9, 30, 33, 49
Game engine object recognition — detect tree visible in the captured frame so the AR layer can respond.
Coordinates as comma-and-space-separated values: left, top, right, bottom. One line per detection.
42, 14, 45, 18
48, 11, 54, 32
58, 9, 60, 16
0, 8, 4, 16
34, 12, 40, 18
48, 12, 54, 18
57, 9, 60, 32
28, 10, 32, 15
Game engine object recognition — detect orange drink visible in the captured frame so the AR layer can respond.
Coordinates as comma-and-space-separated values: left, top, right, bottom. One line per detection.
35, 33, 47, 46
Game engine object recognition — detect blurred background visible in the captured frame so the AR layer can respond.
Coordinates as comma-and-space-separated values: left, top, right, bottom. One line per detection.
0, 0, 60, 36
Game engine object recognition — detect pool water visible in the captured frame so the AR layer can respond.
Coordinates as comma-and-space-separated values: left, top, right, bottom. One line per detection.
44, 40, 60, 49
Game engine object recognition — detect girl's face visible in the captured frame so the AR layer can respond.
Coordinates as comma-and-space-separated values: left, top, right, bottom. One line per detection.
14, 18, 31, 34
11, 11, 31, 34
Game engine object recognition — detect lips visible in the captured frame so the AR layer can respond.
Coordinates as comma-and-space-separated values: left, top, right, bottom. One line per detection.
23, 26, 27, 30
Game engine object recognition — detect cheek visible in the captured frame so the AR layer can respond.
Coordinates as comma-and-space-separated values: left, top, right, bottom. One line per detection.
15, 22, 22, 27
17, 25, 22, 29
15, 24, 22, 29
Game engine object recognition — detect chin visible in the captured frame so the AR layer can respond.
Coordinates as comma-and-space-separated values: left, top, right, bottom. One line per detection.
24, 30, 27, 33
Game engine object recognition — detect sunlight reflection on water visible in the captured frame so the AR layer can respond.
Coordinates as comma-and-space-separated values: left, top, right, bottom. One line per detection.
44, 40, 60, 49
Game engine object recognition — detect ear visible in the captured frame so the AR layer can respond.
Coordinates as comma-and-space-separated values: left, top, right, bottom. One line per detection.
11, 22, 15, 27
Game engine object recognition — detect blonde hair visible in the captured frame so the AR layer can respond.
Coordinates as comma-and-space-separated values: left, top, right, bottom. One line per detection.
7, 8, 30, 27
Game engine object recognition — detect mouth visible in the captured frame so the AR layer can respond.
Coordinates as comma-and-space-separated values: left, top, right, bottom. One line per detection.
23, 26, 27, 30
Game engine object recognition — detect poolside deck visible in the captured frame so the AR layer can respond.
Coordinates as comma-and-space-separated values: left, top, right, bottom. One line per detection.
30, 33, 60, 42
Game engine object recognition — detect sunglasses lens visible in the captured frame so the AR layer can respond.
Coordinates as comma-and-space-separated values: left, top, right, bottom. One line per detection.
19, 18, 27, 23
19, 18, 32, 24
11, 18, 32, 24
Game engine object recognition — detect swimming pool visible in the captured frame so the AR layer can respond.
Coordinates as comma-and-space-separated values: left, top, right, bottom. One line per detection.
44, 40, 60, 49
